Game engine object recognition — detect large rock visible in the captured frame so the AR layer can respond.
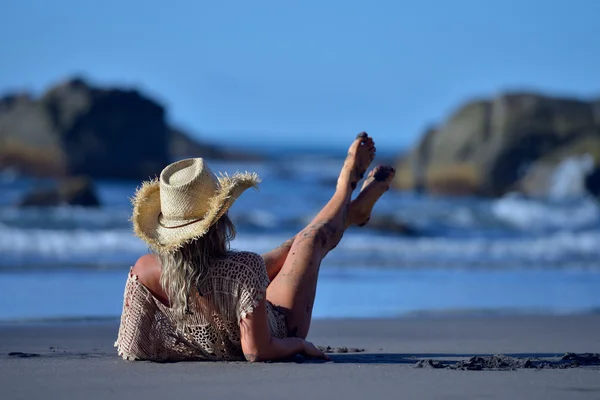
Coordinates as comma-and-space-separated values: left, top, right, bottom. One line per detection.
0, 78, 258, 180
394, 93, 600, 197
0, 94, 68, 176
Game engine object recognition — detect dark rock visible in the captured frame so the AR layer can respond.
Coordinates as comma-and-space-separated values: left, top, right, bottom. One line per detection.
394, 93, 600, 197
43, 78, 169, 180
415, 359, 446, 369
18, 176, 100, 207
561, 352, 600, 365
585, 168, 600, 198
452, 355, 531, 371
361, 215, 418, 235
0, 77, 258, 180
414, 353, 599, 371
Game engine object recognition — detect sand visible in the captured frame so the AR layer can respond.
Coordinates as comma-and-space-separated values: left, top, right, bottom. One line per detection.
1, 314, 599, 400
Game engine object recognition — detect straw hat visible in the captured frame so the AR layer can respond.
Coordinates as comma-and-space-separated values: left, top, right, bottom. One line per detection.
131, 158, 260, 253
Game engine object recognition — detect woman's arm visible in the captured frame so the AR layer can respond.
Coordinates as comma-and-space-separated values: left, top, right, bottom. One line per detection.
239, 296, 328, 362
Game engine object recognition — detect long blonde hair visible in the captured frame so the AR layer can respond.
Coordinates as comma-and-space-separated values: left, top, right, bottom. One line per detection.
155, 213, 236, 320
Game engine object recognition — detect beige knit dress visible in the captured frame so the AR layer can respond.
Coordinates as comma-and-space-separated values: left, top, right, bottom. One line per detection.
115, 251, 289, 362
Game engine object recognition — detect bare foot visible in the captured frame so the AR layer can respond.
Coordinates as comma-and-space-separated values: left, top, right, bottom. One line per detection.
348, 165, 395, 227
338, 132, 376, 191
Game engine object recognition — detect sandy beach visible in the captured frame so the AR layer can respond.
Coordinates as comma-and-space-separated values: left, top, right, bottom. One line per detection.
1, 314, 599, 400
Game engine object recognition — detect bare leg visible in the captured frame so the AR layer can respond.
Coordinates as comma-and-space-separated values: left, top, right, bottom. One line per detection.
262, 165, 396, 280
262, 236, 297, 281
266, 133, 375, 339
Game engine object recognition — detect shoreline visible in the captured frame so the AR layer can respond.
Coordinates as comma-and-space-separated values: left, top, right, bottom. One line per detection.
1, 307, 600, 326
2, 315, 599, 399
2, 267, 600, 322
2, 306, 600, 321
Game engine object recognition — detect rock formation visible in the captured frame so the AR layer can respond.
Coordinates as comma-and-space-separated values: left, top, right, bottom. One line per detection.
394, 93, 600, 197
0, 78, 258, 181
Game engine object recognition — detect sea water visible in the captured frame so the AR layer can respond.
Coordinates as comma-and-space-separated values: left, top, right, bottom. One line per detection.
1, 154, 599, 321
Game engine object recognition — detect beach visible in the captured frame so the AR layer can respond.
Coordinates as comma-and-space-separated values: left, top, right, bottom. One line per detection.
2, 315, 599, 400
3, 4, 600, 400
2, 160, 600, 400
2, 159, 600, 400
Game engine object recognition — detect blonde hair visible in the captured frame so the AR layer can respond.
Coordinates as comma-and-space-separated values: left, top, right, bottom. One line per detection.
155, 214, 236, 321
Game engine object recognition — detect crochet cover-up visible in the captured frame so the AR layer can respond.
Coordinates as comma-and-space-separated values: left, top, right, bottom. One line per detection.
114, 251, 288, 361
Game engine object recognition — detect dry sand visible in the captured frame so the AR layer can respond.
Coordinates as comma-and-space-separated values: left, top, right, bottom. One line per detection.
1, 315, 599, 400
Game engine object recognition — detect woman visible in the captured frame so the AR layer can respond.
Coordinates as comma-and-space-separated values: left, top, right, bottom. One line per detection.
115, 132, 395, 362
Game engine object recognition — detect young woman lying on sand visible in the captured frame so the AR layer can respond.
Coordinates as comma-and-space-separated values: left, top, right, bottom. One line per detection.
115, 133, 395, 362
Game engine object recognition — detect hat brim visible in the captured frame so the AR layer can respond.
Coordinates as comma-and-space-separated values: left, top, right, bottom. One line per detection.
131, 171, 260, 253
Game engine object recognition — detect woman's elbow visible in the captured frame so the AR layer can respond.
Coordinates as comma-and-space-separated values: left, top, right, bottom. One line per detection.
242, 338, 274, 362
244, 352, 262, 363
243, 347, 267, 362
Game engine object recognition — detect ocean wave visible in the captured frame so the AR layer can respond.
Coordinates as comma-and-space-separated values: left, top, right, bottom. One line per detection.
0, 206, 132, 230
0, 225, 145, 268
490, 194, 600, 231
2, 161, 600, 271
2, 224, 599, 270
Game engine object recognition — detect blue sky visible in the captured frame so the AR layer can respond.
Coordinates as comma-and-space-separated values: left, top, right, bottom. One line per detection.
1, 0, 599, 152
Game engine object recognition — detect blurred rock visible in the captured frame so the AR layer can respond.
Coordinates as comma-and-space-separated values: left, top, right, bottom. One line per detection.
18, 176, 100, 207
585, 168, 600, 198
0, 93, 68, 177
394, 93, 600, 197
0, 77, 259, 180
360, 215, 418, 235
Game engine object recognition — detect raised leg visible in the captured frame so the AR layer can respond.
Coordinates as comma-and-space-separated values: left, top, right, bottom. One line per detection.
262, 235, 297, 281
262, 165, 396, 280
266, 133, 375, 339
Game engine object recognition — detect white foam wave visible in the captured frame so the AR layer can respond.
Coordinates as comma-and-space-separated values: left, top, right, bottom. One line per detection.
236, 230, 600, 267
335, 231, 599, 263
1, 224, 600, 269
0, 226, 146, 264
0, 206, 131, 229
549, 154, 595, 199
491, 195, 600, 231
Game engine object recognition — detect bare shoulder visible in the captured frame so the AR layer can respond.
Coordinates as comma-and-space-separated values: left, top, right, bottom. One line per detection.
131, 254, 169, 305
132, 254, 161, 285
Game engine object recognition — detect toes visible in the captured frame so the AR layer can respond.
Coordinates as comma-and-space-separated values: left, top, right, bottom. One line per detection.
356, 132, 368, 140
350, 132, 372, 154
347, 132, 377, 185
358, 217, 370, 227
373, 166, 395, 182
359, 136, 376, 160
356, 132, 375, 148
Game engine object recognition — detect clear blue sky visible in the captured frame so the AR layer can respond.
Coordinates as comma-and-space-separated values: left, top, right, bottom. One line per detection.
1, 0, 599, 152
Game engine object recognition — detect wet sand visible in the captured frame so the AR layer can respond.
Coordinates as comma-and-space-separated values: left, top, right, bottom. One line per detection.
1, 315, 599, 400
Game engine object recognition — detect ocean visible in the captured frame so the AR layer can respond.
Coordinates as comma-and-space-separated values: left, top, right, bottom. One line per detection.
1, 152, 599, 321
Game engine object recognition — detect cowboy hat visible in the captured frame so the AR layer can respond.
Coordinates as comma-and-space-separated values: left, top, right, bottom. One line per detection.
131, 158, 260, 253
